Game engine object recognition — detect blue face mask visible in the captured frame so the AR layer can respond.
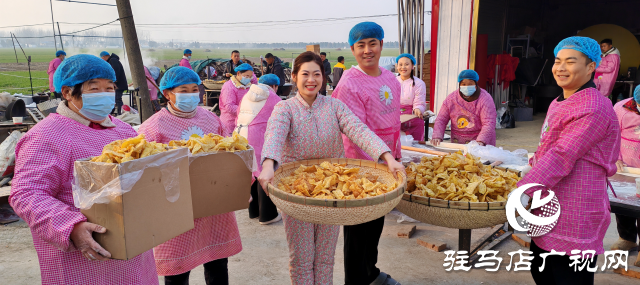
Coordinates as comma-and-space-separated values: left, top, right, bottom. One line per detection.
72, 92, 115, 121
460, 86, 476, 96
173, 92, 199, 112
240, 77, 251, 86
187, 56, 191, 60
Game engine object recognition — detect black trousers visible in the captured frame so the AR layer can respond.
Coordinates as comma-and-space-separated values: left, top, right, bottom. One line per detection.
248, 180, 278, 222
164, 258, 228, 285
343, 216, 385, 285
52, 92, 62, 99
616, 214, 640, 243
113, 89, 124, 115
530, 241, 596, 285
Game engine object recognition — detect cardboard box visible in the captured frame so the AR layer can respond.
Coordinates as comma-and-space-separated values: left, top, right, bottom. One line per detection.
189, 149, 254, 219
74, 148, 194, 260
306, 44, 320, 54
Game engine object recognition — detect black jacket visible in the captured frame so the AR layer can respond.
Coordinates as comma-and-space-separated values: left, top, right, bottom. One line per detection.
322, 59, 331, 77
262, 56, 286, 86
107, 53, 128, 91
225, 60, 244, 76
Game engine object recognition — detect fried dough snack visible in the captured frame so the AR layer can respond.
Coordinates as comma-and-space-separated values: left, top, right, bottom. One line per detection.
406, 151, 520, 202
91, 134, 168, 163
277, 161, 397, 200
169, 132, 249, 154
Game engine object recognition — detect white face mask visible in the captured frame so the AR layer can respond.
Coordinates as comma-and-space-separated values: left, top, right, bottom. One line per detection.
460, 86, 476, 96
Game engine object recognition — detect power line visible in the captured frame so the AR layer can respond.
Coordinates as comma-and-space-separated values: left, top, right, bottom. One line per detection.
54, 0, 116, 6
63, 18, 120, 35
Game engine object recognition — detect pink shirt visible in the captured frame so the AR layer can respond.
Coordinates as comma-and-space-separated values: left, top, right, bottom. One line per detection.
144, 66, 158, 100
10, 114, 158, 285
179, 58, 192, 69
332, 67, 402, 160
614, 98, 640, 167
594, 53, 620, 97
235, 88, 281, 177
220, 79, 251, 135
47, 58, 62, 92
432, 88, 497, 146
397, 75, 427, 113
518, 87, 620, 254
138, 108, 242, 276
262, 94, 390, 168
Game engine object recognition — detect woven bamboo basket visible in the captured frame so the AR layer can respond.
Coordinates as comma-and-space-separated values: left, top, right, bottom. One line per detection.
202, 79, 226, 90
267, 158, 407, 225
396, 166, 521, 229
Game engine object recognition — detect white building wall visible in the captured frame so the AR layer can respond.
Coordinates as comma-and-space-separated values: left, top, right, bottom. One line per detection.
433, 0, 474, 114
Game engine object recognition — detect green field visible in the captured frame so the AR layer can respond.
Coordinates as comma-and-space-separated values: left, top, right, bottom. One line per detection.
0, 71, 50, 94
0, 48, 401, 92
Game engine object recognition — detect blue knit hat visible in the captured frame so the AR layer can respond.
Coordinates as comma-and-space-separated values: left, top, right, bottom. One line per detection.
458, 70, 479, 82
348, 22, 384, 46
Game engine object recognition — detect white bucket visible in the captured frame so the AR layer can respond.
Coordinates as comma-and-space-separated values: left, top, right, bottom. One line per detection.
13, 117, 23, 124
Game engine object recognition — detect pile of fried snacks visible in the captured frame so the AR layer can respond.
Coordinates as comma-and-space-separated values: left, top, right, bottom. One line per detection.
169, 132, 249, 154
91, 134, 168, 163
277, 161, 397, 200
406, 151, 520, 202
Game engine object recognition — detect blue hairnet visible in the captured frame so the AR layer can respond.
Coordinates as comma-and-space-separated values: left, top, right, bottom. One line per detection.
147, 66, 161, 80
396, 53, 416, 65
348, 22, 384, 46
99, 51, 110, 57
234, 63, 253, 73
259, 74, 280, 86
553, 36, 601, 68
634, 85, 640, 103
53, 54, 116, 93
458, 69, 479, 82
159, 66, 201, 92
184, 49, 192, 55
56, 50, 66, 57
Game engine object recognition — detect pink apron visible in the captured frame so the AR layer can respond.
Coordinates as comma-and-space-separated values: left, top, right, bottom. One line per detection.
614, 98, 640, 167
449, 101, 482, 144
400, 104, 425, 141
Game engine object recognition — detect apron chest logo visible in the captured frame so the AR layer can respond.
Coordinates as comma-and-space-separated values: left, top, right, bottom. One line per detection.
456, 115, 472, 129
181, 126, 205, 140
379, 85, 393, 105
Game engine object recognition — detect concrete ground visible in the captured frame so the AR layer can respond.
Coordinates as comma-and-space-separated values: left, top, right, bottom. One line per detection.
1, 113, 639, 284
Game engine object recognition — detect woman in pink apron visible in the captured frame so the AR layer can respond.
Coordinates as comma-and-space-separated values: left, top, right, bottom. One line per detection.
10, 54, 159, 284
259, 51, 404, 285
138, 66, 242, 285
396, 53, 427, 141
220, 63, 254, 135
235, 74, 282, 225
611, 85, 640, 266
431, 69, 497, 146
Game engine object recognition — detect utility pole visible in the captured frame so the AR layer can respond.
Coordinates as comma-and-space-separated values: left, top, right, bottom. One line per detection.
116, 0, 153, 122
10, 33, 18, 63
49, 0, 57, 50
57, 22, 64, 51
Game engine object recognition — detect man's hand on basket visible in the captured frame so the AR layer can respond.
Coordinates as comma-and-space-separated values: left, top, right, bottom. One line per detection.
382, 152, 405, 178
70, 222, 111, 261
258, 159, 275, 195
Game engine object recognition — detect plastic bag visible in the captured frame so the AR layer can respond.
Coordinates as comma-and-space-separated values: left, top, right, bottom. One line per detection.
0, 131, 23, 177
501, 109, 516, 129
467, 141, 527, 166
400, 135, 414, 147
72, 148, 189, 209
390, 209, 419, 223
496, 106, 507, 129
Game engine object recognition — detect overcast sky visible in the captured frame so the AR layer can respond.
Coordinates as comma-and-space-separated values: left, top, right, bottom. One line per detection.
2, 0, 431, 43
